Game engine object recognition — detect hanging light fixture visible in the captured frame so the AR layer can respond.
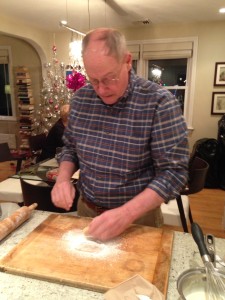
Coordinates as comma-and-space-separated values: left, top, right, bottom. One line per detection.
60, 20, 85, 69
59, 0, 88, 70
59, 20, 85, 37
69, 32, 83, 70
59, 0, 87, 36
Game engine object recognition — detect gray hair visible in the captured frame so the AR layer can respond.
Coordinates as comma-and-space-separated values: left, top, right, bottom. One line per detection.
82, 28, 128, 62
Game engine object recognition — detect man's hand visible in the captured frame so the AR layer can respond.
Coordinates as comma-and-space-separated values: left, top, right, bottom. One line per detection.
84, 206, 132, 242
51, 160, 77, 211
51, 180, 75, 211
84, 188, 164, 241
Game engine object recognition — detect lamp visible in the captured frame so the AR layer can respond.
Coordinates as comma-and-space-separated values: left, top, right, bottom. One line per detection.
151, 67, 162, 78
150, 64, 164, 85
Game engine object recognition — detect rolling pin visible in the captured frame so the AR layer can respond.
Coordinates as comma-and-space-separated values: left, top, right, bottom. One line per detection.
0, 203, 38, 241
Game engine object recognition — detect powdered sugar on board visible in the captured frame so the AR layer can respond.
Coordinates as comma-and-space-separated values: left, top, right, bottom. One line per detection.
62, 229, 122, 259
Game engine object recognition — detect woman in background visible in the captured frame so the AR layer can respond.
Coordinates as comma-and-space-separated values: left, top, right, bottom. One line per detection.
38, 104, 70, 161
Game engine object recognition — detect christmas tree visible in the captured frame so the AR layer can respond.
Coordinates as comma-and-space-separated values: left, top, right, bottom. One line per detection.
34, 45, 86, 134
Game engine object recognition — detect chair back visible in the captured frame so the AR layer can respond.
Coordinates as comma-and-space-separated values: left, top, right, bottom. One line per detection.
0, 143, 13, 162
20, 178, 77, 213
186, 156, 209, 194
29, 133, 46, 152
175, 156, 209, 232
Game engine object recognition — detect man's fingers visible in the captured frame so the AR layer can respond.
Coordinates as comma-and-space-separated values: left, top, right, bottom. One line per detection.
83, 226, 89, 235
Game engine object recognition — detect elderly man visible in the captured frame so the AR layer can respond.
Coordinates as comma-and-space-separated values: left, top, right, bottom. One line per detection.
51, 28, 189, 241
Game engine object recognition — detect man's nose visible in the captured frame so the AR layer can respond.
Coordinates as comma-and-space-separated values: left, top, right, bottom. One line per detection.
97, 82, 108, 93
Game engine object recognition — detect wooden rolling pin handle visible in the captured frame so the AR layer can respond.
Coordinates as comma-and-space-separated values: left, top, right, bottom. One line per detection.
28, 203, 38, 211
0, 203, 38, 242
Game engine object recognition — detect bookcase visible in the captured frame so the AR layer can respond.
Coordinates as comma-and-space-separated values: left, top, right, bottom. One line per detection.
15, 67, 34, 151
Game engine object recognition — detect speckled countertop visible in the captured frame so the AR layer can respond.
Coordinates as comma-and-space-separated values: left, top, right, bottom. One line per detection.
0, 210, 224, 300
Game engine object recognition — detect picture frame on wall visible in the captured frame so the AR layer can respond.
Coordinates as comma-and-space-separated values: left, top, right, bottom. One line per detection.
214, 62, 225, 86
211, 92, 225, 115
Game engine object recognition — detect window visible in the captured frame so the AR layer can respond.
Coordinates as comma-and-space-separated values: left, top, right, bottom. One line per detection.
0, 47, 16, 120
148, 58, 187, 113
128, 44, 140, 75
132, 60, 138, 74
127, 37, 198, 129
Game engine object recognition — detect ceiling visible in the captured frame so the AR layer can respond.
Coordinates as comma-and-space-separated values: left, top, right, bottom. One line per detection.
1, 0, 225, 33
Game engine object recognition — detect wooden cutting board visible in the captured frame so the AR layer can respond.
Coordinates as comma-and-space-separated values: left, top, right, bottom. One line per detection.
0, 214, 173, 295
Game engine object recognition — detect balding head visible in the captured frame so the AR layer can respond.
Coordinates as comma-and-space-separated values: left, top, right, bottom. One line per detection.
82, 28, 128, 63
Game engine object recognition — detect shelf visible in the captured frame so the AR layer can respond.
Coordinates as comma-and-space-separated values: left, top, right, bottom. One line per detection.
15, 66, 34, 151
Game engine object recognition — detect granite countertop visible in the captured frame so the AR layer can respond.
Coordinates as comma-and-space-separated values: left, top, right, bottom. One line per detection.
0, 210, 224, 300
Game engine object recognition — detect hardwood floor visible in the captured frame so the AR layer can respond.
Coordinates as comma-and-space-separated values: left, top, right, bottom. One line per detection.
163, 189, 225, 238
189, 188, 225, 238
0, 161, 225, 238
0, 161, 16, 182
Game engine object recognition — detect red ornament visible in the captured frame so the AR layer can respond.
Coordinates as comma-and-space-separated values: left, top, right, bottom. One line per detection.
66, 71, 86, 92
52, 45, 57, 52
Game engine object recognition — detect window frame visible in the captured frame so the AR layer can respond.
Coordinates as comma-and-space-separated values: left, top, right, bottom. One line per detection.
0, 46, 16, 121
127, 37, 198, 130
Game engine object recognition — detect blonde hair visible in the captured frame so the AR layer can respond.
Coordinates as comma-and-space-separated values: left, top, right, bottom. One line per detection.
82, 28, 128, 63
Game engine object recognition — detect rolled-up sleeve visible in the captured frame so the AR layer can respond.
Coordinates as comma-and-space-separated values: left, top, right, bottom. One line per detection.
147, 90, 189, 202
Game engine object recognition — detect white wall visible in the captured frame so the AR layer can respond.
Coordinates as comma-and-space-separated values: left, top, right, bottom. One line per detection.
0, 35, 42, 104
0, 13, 50, 65
0, 35, 42, 144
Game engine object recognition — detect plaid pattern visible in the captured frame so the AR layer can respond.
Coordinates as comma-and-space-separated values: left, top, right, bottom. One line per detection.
61, 70, 189, 208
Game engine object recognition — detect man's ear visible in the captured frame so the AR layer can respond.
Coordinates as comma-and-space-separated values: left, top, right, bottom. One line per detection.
125, 52, 132, 71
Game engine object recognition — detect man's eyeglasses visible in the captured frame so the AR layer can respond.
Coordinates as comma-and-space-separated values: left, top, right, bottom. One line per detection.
88, 76, 119, 87
88, 65, 123, 88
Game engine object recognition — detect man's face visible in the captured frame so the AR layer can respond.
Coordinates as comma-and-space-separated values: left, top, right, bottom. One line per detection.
83, 41, 131, 105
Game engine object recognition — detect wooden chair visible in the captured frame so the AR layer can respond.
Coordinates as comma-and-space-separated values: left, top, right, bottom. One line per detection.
175, 156, 209, 232
0, 142, 12, 162
161, 156, 209, 232
20, 178, 79, 213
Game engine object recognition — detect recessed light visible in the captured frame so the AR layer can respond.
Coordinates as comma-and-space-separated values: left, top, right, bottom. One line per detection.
219, 8, 225, 13
60, 20, 68, 25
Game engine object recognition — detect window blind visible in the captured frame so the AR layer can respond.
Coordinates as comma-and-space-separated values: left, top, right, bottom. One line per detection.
127, 44, 140, 60
142, 41, 193, 59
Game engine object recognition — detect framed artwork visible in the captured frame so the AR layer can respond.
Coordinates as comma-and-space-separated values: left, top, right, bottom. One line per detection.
211, 92, 225, 115
214, 62, 225, 86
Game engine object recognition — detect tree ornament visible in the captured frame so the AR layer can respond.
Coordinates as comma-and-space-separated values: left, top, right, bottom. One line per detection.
52, 45, 57, 52
66, 71, 86, 92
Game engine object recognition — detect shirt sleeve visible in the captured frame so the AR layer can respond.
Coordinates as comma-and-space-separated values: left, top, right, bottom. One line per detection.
146, 90, 189, 202
59, 107, 80, 169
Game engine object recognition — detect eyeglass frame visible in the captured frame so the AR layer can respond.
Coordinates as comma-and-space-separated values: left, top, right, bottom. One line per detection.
87, 64, 124, 88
